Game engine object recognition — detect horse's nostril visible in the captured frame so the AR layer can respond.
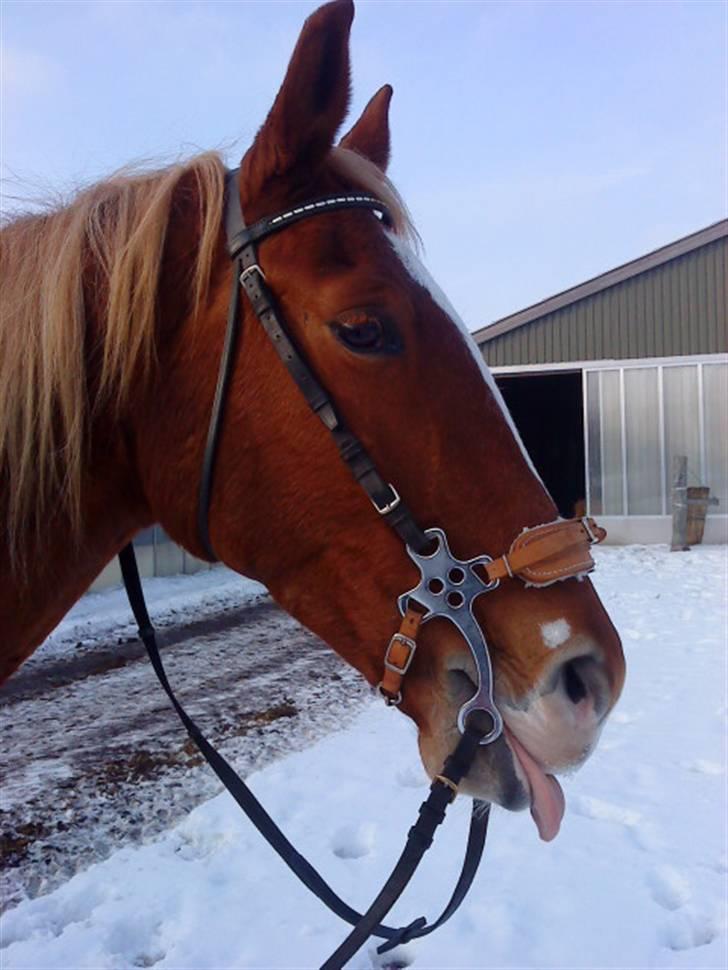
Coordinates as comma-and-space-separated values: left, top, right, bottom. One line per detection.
558, 655, 611, 717
562, 660, 588, 705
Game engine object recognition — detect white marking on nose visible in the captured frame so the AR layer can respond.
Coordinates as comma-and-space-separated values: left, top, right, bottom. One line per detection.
387, 233, 549, 496
541, 618, 572, 649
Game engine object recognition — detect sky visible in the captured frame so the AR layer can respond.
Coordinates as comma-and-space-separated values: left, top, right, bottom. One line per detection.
1, 0, 726, 330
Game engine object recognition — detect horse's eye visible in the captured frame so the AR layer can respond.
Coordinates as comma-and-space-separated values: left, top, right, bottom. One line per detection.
336, 320, 383, 350
331, 315, 402, 355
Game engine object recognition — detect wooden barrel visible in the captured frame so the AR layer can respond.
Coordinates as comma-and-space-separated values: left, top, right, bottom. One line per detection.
686, 486, 711, 546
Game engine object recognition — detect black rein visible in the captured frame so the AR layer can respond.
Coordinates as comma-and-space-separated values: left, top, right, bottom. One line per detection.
119, 169, 488, 968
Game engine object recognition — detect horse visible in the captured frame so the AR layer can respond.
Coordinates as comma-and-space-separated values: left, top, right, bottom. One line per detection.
1, 0, 624, 922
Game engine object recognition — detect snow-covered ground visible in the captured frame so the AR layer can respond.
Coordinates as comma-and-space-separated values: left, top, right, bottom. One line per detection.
33, 566, 267, 664
2, 545, 726, 969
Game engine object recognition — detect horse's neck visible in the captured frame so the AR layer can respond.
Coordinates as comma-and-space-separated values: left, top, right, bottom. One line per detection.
0, 456, 151, 684
0, 185, 212, 684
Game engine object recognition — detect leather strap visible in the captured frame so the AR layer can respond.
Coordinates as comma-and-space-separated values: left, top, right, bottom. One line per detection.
197, 260, 244, 561
485, 517, 606, 586
199, 169, 432, 558
118, 543, 488, 965
321, 728, 486, 969
227, 193, 393, 257
378, 605, 424, 704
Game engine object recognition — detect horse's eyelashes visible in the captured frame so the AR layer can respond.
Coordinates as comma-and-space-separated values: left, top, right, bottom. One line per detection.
338, 320, 382, 349
331, 315, 402, 355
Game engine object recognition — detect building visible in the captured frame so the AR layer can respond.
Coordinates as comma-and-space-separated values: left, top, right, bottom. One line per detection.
92, 525, 212, 591
474, 220, 727, 544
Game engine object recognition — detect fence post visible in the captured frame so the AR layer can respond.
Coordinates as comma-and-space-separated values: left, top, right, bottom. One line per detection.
670, 455, 689, 551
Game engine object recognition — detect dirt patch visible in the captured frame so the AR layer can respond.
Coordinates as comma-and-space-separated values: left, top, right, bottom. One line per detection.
0, 822, 48, 866
1, 603, 370, 913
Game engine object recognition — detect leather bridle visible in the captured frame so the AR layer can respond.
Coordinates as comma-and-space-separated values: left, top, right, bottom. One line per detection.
120, 169, 606, 967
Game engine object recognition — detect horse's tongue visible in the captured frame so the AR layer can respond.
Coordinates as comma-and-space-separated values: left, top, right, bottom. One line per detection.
506, 732, 565, 842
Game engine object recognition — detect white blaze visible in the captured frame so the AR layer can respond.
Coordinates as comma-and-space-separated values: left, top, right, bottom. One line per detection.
541, 618, 572, 649
387, 234, 548, 494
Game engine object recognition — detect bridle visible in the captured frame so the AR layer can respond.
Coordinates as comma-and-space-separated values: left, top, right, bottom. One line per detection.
120, 168, 606, 967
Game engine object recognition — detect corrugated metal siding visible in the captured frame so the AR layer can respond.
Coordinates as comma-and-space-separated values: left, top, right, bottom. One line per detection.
480, 237, 727, 366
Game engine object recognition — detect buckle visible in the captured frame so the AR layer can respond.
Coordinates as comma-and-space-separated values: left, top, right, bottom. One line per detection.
377, 684, 402, 706
372, 483, 401, 516
313, 400, 339, 431
384, 633, 417, 675
581, 516, 599, 544
433, 773, 458, 802
239, 263, 266, 285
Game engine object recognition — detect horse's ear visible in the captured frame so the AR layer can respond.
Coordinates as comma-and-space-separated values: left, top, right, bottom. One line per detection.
338, 85, 393, 172
241, 0, 354, 201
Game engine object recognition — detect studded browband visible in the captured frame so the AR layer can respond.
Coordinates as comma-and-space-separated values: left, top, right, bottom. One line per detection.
378, 516, 606, 704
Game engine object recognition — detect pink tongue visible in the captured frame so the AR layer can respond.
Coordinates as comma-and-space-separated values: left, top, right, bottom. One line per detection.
506, 732, 565, 842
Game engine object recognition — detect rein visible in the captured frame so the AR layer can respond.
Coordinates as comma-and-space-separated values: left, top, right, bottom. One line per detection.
119, 169, 605, 967
119, 546, 488, 963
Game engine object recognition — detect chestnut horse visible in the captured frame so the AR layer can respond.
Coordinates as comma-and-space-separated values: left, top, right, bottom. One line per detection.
1, 0, 623, 874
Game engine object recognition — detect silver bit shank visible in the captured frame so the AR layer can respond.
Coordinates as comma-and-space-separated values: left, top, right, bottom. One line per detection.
398, 528, 503, 746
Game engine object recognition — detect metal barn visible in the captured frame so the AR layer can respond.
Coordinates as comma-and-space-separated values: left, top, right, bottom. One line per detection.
474, 220, 728, 544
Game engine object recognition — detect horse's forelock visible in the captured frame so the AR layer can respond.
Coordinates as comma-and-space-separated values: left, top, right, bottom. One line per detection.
328, 146, 420, 247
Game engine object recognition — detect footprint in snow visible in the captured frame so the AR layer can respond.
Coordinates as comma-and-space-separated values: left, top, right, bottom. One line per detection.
661, 905, 718, 951
647, 864, 692, 910
573, 795, 665, 850
628, 821, 664, 853
571, 795, 641, 827
132, 950, 166, 968
396, 764, 428, 789
331, 822, 376, 859
368, 941, 415, 968
684, 759, 724, 776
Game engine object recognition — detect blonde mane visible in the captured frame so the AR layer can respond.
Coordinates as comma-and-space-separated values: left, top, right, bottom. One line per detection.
0, 151, 227, 559
0, 146, 414, 563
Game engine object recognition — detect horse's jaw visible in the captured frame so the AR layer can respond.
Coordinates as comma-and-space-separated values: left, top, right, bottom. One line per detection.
416, 714, 567, 842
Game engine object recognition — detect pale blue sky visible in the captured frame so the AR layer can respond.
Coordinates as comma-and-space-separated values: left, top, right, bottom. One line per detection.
2, 0, 725, 328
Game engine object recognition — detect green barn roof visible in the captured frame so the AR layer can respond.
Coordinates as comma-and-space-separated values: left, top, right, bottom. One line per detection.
474, 220, 728, 367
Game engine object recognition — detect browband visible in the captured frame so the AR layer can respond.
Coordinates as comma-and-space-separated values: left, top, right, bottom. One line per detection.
227, 191, 393, 257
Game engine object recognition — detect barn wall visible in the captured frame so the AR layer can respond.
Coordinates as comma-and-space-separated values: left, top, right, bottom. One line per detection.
90, 525, 213, 592
481, 236, 727, 367
583, 358, 728, 520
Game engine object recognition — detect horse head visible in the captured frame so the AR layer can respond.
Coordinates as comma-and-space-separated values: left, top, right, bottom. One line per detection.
1, 0, 625, 842
135, 0, 624, 839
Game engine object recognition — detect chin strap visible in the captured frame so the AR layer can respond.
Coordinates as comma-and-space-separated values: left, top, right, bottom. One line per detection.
119, 543, 489, 967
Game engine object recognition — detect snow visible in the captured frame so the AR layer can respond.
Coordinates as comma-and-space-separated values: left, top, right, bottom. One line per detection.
540, 618, 572, 649
2, 544, 727, 969
33, 566, 267, 663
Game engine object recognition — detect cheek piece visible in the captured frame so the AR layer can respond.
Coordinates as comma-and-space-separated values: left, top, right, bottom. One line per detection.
119, 170, 607, 968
